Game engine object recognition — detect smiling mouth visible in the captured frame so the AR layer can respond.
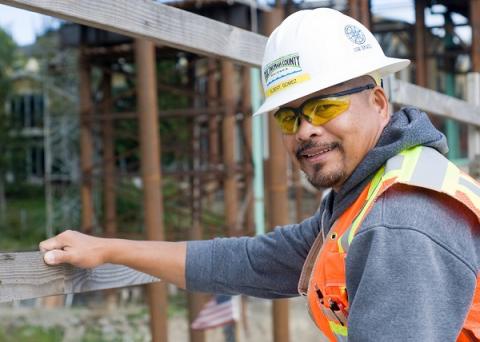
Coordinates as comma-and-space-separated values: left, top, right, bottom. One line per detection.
296, 142, 339, 161
303, 146, 334, 159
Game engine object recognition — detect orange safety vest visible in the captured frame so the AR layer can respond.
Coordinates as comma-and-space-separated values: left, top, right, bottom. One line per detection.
298, 146, 480, 342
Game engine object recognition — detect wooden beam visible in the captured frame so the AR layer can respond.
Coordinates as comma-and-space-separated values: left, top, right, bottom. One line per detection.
471, 0, 480, 72
101, 72, 117, 238
136, 39, 168, 342
0, 252, 159, 303
415, 0, 427, 87
359, 0, 371, 30
242, 66, 254, 236
467, 73, 480, 162
0, 0, 267, 66
208, 59, 220, 169
187, 104, 207, 342
79, 48, 95, 234
221, 60, 239, 236
387, 78, 480, 127
264, 7, 290, 342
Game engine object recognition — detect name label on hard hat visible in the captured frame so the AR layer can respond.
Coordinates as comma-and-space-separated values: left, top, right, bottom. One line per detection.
265, 73, 311, 98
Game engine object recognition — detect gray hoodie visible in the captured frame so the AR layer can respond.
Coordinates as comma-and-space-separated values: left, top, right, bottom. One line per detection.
186, 107, 480, 341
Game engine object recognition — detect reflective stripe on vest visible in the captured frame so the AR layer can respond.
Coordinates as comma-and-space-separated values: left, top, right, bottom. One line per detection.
303, 146, 480, 342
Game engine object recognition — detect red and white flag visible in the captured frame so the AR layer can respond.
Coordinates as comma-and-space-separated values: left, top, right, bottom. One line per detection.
191, 295, 240, 330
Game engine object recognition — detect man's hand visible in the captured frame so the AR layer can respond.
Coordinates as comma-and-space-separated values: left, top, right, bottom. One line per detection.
39, 231, 188, 288
39, 230, 107, 268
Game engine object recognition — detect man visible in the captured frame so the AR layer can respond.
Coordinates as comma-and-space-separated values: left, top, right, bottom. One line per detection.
40, 8, 480, 341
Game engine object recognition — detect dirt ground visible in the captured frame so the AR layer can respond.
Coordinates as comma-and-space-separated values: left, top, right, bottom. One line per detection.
0, 295, 327, 342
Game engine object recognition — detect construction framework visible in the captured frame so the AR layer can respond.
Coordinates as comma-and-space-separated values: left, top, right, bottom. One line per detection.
1, 2, 480, 342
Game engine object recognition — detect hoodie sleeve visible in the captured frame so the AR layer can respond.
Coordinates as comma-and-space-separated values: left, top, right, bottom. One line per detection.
185, 212, 321, 298
346, 186, 480, 342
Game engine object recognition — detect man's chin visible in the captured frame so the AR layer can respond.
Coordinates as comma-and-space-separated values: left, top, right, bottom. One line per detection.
306, 170, 345, 190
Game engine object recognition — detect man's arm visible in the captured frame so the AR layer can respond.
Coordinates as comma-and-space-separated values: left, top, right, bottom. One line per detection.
40, 209, 321, 298
186, 221, 318, 297
40, 230, 187, 288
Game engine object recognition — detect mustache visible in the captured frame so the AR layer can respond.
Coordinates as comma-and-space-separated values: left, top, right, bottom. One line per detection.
295, 141, 340, 159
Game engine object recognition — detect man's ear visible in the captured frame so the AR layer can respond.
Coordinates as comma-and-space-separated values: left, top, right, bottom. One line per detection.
371, 87, 390, 123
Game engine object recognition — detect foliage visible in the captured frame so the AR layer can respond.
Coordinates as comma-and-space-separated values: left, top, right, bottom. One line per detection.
0, 27, 20, 225
0, 325, 63, 342
0, 187, 46, 251
0, 27, 18, 168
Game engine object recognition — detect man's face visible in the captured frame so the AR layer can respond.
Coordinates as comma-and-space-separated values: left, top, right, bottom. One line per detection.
281, 77, 389, 191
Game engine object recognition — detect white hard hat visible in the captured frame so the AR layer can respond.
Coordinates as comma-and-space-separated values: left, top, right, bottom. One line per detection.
254, 8, 410, 116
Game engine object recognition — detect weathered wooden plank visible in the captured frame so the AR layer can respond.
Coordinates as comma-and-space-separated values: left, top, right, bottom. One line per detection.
0, 252, 159, 302
388, 78, 480, 127
0, 0, 267, 66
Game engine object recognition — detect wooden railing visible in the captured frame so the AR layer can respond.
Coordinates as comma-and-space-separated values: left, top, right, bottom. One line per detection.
0, 251, 157, 302
1, 0, 480, 304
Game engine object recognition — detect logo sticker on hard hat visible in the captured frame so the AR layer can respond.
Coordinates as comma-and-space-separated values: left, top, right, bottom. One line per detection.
344, 25, 366, 45
264, 53, 302, 87
344, 25, 371, 52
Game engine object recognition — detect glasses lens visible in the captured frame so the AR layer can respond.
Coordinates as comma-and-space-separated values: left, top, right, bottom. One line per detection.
274, 108, 298, 134
303, 97, 350, 126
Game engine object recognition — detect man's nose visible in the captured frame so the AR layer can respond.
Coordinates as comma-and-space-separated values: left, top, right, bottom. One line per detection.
295, 116, 323, 141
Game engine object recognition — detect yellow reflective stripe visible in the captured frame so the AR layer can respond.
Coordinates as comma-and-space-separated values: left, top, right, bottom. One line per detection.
337, 235, 345, 253
441, 162, 460, 197
347, 170, 384, 244
397, 146, 422, 182
329, 321, 348, 336
368, 166, 385, 198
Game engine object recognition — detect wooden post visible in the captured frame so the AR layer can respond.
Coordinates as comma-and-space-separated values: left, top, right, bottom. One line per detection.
263, 7, 290, 342
221, 60, 239, 237
472, 0, 480, 72
135, 39, 168, 342
101, 70, 118, 309
187, 64, 207, 342
467, 0, 480, 174
467, 73, 480, 175
79, 48, 95, 234
348, 0, 358, 20
291, 161, 303, 223
208, 59, 219, 167
101, 71, 117, 237
242, 66, 254, 236
359, 0, 371, 30
349, 0, 370, 29
415, 0, 427, 87
207, 59, 219, 204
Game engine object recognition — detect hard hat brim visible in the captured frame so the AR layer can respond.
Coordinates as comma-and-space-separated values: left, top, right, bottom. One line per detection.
253, 57, 410, 117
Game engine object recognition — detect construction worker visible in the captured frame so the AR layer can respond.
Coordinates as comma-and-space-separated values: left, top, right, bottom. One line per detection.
40, 8, 480, 341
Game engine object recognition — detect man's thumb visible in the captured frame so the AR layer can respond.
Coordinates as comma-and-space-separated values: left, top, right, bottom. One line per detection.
44, 250, 68, 265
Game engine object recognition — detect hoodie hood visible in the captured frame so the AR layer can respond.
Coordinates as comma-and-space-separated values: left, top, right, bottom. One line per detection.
320, 106, 448, 229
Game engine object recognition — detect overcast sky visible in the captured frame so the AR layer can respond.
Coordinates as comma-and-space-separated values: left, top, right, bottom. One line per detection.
0, 0, 471, 46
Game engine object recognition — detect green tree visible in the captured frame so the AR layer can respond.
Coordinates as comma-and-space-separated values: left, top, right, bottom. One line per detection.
0, 27, 17, 224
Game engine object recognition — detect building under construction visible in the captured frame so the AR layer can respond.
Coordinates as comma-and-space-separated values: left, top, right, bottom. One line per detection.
2, 1, 480, 342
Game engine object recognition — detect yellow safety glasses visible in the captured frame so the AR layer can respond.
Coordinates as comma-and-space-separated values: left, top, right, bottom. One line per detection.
273, 83, 376, 134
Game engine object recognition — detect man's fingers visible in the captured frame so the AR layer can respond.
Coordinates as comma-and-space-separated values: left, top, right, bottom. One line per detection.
39, 230, 74, 252
44, 250, 70, 265
39, 237, 63, 252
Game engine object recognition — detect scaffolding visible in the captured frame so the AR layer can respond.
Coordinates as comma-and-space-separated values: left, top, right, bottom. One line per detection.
2, 1, 480, 342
